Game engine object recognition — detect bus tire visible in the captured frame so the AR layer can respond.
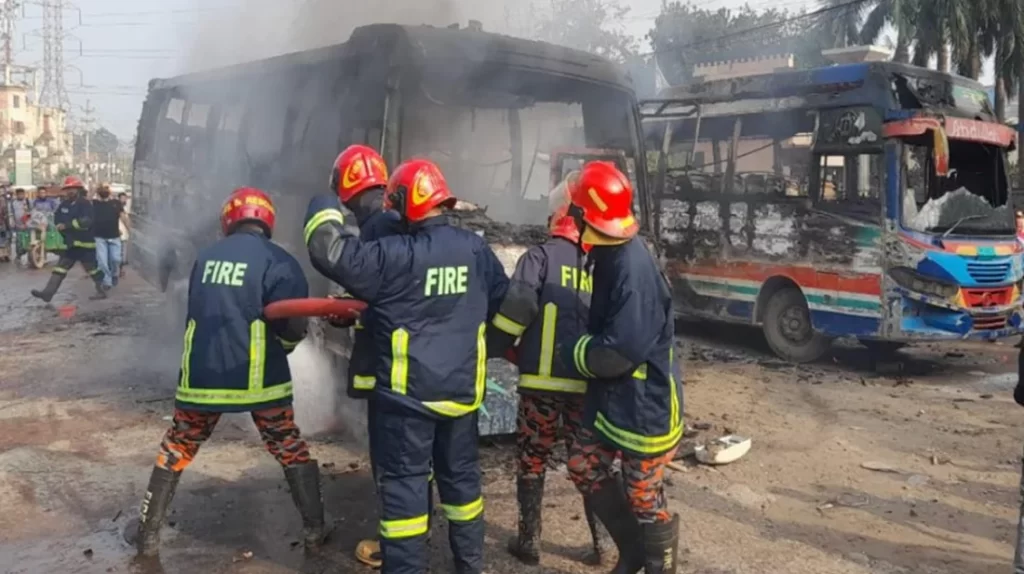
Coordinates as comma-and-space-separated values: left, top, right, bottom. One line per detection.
762, 287, 830, 363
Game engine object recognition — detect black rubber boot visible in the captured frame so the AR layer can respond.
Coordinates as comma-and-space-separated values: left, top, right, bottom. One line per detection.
132, 466, 181, 558
89, 280, 108, 300
581, 494, 613, 565
642, 514, 679, 574
506, 476, 544, 565
31, 273, 64, 303
582, 478, 644, 574
284, 460, 327, 550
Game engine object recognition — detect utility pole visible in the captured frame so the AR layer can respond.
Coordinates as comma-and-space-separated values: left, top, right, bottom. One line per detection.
0, 0, 17, 83
80, 98, 93, 186
38, 0, 70, 111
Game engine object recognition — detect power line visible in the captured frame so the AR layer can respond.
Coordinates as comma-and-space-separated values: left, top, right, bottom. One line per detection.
636, 0, 872, 57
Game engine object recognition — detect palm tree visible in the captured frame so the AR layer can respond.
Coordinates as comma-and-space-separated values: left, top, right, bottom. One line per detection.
859, 0, 914, 63
980, 0, 1024, 119
824, 0, 870, 48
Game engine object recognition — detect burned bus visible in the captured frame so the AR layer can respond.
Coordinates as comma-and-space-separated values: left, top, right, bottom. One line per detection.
642, 62, 1021, 363
130, 23, 648, 435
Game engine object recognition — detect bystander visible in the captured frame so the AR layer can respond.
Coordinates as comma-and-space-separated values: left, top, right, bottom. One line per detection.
117, 192, 130, 278
92, 183, 123, 289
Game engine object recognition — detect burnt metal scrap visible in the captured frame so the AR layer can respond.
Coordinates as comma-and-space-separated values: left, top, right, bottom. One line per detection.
451, 201, 548, 246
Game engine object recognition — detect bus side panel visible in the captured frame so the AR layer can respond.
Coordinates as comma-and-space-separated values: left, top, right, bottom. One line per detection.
657, 181, 885, 337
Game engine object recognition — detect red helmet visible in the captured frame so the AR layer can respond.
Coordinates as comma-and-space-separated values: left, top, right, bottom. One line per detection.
61, 176, 85, 190
220, 187, 276, 237
568, 161, 638, 240
384, 159, 456, 222
330, 145, 389, 204
550, 202, 583, 245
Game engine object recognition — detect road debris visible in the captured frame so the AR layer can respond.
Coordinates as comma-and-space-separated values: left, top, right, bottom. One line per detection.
695, 435, 752, 465
232, 550, 254, 562
860, 461, 901, 473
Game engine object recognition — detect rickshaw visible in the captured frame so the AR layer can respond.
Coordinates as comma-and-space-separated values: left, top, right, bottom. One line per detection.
16, 190, 65, 269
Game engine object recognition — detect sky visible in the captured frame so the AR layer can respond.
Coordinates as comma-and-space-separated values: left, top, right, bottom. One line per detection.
21, 0, 996, 141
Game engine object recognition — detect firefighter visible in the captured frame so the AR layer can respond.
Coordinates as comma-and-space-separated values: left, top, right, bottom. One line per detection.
128, 187, 327, 558
556, 161, 683, 573
304, 159, 515, 573
30, 176, 106, 302
326, 144, 436, 569
491, 173, 610, 566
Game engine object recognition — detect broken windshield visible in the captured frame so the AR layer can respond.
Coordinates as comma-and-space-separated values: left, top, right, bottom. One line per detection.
900, 137, 1013, 236
400, 76, 639, 226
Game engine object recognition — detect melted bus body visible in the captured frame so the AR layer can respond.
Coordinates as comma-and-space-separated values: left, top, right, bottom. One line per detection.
642, 62, 1021, 362
131, 23, 648, 435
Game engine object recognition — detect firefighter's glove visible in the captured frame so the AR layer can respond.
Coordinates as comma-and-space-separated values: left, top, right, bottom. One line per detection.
558, 337, 635, 380
324, 293, 359, 328
303, 194, 345, 246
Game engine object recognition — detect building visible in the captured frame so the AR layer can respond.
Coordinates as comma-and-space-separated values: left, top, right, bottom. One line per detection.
0, 66, 73, 183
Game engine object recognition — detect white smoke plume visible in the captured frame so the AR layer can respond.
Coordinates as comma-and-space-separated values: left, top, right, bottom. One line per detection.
176, 0, 532, 72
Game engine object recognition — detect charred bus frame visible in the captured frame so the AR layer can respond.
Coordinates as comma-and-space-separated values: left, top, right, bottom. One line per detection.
641, 62, 1021, 362
131, 23, 648, 435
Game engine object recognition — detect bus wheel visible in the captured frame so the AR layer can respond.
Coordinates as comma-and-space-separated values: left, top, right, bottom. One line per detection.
762, 287, 830, 363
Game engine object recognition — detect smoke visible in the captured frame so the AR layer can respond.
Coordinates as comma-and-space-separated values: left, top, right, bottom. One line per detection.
177, 0, 528, 72
287, 339, 344, 438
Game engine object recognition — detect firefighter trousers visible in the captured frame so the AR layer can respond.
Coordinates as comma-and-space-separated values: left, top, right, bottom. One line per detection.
55, 248, 104, 283
567, 424, 678, 524
370, 402, 483, 574
155, 406, 312, 472
516, 392, 588, 481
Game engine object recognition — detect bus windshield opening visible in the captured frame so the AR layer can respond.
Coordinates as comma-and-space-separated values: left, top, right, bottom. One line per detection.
901, 137, 1013, 236
401, 74, 639, 226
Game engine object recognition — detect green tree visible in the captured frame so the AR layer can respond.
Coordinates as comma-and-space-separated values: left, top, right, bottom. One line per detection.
858, 0, 916, 63
649, 3, 826, 86
980, 0, 1024, 120
531, 0, 638, 63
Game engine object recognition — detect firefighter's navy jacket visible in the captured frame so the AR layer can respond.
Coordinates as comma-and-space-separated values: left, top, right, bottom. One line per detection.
305, 203, 509, 419
347, 207, 403, 398
175, 229, 309, 413
57, 197, 94, 250
559, 236, 683, 457
53, 198, 72, 252
496, 237, 591, 394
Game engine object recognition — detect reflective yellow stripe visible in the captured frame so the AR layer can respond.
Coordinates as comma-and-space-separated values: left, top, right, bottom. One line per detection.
354, 319, 364, 330
176, 382, 293, 405
303, 209, 345, 245
422, 323, 487, 417
379, 515, 429, 539
442, 496, 483, 522
88, 268, 102, 277
593, 349, 683, 455
53, 266, 68, 275
632, 363, 648, 380
573, 335, 596, 378
538, 303, 557, 376
519, 374, 586, 393
279, 337, 300, 351
249, 320, 267, 391
492, 313, 525, 337
391, 328, 409, 395
354, 375, 376, 390
73, 240, 95, 248
179, 319, 196, 389
71, 218, 81, 230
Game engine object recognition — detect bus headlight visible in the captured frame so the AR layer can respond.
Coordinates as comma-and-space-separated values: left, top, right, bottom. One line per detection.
888, 267, 959, 299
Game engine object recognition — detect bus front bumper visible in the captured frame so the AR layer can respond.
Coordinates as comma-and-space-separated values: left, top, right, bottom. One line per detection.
894, 292, 1024, 341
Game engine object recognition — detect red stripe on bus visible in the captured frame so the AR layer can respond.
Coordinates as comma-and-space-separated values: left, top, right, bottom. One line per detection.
669, 261, 882, 296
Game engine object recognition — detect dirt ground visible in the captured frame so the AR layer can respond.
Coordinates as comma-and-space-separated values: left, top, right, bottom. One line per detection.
1, 265, 1022, 574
